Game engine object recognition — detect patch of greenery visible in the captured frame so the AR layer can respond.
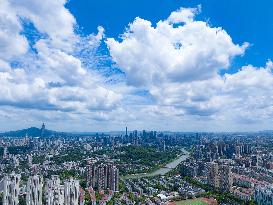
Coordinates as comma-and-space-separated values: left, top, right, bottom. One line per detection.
184, 177, 257, 205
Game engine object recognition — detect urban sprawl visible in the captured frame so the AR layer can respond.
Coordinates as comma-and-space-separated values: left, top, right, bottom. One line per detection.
0, 124, 273, 205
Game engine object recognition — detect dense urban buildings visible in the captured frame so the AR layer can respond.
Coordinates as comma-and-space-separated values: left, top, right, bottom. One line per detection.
1, 124, 273, 204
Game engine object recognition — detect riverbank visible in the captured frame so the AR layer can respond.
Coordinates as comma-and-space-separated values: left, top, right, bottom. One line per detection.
123, 148, 189, 179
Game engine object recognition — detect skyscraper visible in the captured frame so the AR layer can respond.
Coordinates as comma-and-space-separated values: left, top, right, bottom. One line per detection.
45, 175, 64, 205
3, 146, 8, 158
207, 162, 219, 189
28, 154, 33, 167
64, 178, 79, 205
106, 164, 119, 192
219, 164, 233, 193
125, 126, 128, 138
86, 162, 119, 192
3, 173, 20, 205
86, 160, 97, 188
207, 162, 233, 193
41, 123, 45, 137
26, 175, 43, 205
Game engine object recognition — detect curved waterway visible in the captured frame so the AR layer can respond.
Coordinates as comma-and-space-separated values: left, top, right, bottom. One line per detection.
123, 148, 189, 179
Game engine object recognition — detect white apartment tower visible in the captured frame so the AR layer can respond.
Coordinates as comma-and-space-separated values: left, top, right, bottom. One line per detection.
3, 173, 20, 205
64, 178, 80, 205
45, 175, 64, 205
26, 175, 43, 205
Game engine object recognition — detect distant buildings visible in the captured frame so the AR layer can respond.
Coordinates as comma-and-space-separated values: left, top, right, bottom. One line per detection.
27, 154, 33, 167
125, 126, 128, 138
3, 146, 8, 158
41, 123, 46, 138
194, 142, 252, 162
87, 162, 119, 192
180, 162, 205, 178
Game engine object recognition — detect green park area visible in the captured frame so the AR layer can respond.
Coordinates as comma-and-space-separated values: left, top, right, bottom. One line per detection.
175, 199, 208, 205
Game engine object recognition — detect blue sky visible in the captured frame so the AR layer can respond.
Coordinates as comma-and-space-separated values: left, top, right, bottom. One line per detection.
67, 0, 273, 72
0, 0, 273, 132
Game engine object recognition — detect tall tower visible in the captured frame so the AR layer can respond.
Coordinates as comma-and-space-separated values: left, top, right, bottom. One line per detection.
125, 126, 128, 137
41, 123, 45, 137
86, 162, 119, 192
107, 164, 119, 192
26, 175, 43, 205
219, 164, 233, 193
86, 160, 97, 188
3, 173, 21, 205
64, 178, 79, 205
3, 146, 8, 158
207, 162, 219, 189
45, 175, 64, 205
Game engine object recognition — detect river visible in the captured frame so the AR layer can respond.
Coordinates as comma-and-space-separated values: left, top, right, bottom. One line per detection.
123, 148, 189, 179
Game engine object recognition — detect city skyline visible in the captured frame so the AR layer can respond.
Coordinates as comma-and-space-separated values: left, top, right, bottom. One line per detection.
0, 1, 273, 132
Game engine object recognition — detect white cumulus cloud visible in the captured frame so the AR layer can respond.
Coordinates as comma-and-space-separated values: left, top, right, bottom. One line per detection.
0, 0, 121, 117
107, 7, 248, 87
106, 6, 273, 130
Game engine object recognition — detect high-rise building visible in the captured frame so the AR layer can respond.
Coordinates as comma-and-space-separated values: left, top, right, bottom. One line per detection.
207, 162, 219, 189
41, 123, 45, 138
3, 146, 8, 158
106, 164, 119, 191
181, 163, 198, 177
3, 173, 20, 205
64, 178, 79, 205
254, 185, 273, 205
86, 160, 97, 188
45, 175, 64, 205
125, 126, 128, 138
207, 162, 233, 193
26, 175, 43, 205
219, 164, 233, 192
97, 164, 107, 190
86, 162, 119, 192
13, 156, 19, 168
28, 154, 33, 166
